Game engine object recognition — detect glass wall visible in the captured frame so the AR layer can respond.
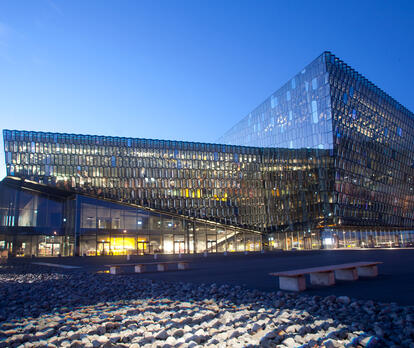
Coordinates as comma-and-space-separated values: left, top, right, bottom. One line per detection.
219, 51, 414, 241
0, 179, 71, 257
2, 129, 337, 235
218, 53, 333, 150
326, 52, 414, 230
3, 52, 414, 252
2, 130, 275, 233
267, 228, 414, 251
77, 195, 262, 256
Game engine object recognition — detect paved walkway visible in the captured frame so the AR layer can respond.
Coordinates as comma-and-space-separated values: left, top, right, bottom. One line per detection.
16, 249, 414, 305
32, 262, 81, 269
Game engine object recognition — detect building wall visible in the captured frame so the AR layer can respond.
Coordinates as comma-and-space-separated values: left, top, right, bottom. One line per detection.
217, 53, 333, 150
3, 52, 414, 252
77, 195, 262, 256
327, 52, 414, 228
217, 53, 337, 233
3, 130, 334, 233
261, 148, 334, 233
0, 179, 262, 256
0, 180, 72, 256
219, 51, 414, 232
3, 131, 272, 231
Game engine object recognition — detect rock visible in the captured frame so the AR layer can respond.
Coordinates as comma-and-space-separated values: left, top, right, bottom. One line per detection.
165, 336, 176, 345
91, 340, 101, 348
155, 330, 169, 340
69, 341, 84, 348
228, 330, 241, 339
0, 265, 411, 348
282, 337, 297, 347
374, 326, 384, 337
337, 296, 351, 305
250, 323, 261, 332
325, 295, 336, 303
285, 324, 300, 333
173, 329, 184, 338
97, 336, 109, 344
102, 342, 118, 348
360, 336, 379, 347
68, 333, 81, 340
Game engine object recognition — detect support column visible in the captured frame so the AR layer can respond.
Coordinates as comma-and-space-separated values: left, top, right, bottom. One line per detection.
357, 265, 378, 277
134, 264, 145, 273
335, 268, 358, 281
157, 263, 167, 272
310, 271, 335, 286
279, 275, 306, 291
74, 195, 81, 256
178, 262, 189, 270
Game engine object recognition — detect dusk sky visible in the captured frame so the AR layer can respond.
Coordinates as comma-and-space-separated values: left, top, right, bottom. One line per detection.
1, 0, 413, 178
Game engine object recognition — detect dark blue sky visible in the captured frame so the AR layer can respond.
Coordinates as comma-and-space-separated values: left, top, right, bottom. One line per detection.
0, 0, 413, 177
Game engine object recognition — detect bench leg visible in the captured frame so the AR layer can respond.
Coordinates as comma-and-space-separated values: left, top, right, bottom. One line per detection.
279, 276, 306, 291
157, 264, 167, 272
310, 271, 335, 286
134, 265, 145, 273
335, 268, 358, 281
110, 266, 121, 275
357, 265, 378, 277
177, 262, 189, 270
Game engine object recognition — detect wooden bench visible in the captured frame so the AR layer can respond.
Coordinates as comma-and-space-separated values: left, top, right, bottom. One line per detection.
269, 261, 382, 291
107, 261, 190, 275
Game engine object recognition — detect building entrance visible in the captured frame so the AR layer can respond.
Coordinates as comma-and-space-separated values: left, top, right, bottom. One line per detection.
137, 241, 149, 255
97, 241, 110, 255
207, 240, 217, 253
38, 236, 62, 256
174, 241, 185, 254
38, 242, 60, 256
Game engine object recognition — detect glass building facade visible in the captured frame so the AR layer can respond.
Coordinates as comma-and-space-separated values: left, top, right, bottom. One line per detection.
2, 51, 414, 256
2, 131, 274, 231
218, 53, 333, 150
0, 177, 262, 256
219, 51, 414, 248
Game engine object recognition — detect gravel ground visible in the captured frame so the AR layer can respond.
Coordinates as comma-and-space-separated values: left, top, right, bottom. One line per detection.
0, 264, 413, 347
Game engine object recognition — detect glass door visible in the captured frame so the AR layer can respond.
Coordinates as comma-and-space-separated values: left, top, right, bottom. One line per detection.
97, 241, 110, 255
137, 241, 149, 255
207, 240, 217, 253
174, 241, 185, 254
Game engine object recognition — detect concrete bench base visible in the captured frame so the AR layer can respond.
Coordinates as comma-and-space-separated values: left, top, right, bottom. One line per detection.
310, 271, 335, 286
178, 262, 189, 270
279, 275, 306, 291
134, 265, 146, 273
107, 261, 190, 274
335, 268, 358, 281
157, 263, 167, 272
110, 266, 122, 275
271, 261, 382, 292
357, 265, 378, 277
